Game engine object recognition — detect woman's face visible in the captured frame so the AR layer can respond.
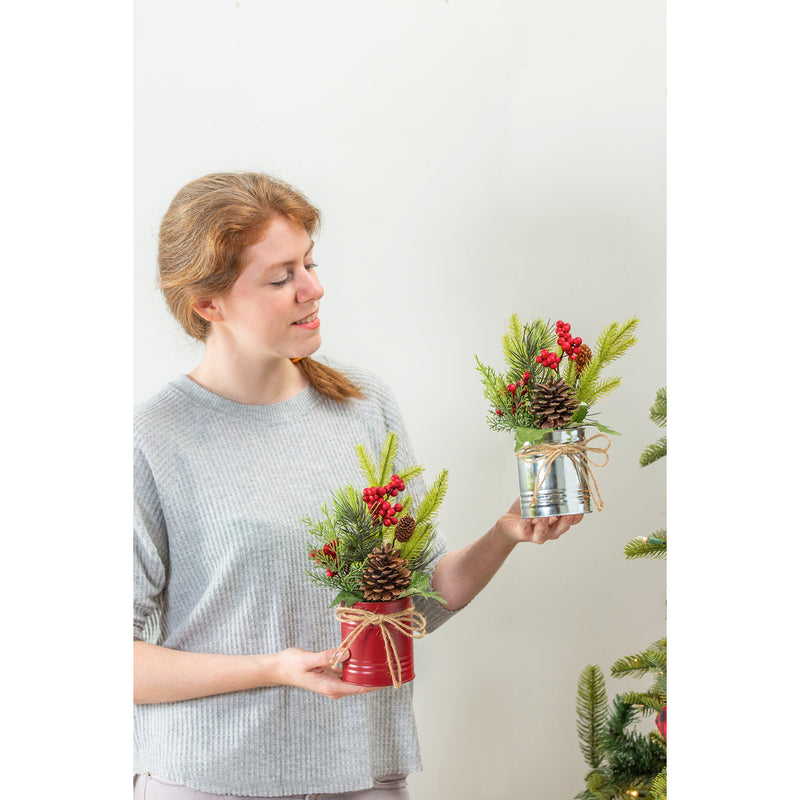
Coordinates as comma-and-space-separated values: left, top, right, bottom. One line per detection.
205, 215, 324, 362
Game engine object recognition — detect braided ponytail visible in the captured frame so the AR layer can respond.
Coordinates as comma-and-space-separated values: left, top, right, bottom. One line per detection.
295, 358, 364, 402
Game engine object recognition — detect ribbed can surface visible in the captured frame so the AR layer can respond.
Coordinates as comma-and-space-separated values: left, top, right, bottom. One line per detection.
340, 597, 415, 687
516, 427, 594, 518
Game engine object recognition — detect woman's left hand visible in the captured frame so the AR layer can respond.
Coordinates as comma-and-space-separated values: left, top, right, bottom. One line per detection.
494, 497, 583, 545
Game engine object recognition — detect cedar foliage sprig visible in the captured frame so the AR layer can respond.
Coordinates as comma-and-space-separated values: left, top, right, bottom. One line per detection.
305, 432, 448, 607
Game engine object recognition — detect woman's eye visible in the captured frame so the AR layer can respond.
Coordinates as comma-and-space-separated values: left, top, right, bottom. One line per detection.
269, 263, 317, 287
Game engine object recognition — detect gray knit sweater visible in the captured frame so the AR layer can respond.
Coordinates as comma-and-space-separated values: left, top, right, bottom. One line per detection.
133, 366, 455, 796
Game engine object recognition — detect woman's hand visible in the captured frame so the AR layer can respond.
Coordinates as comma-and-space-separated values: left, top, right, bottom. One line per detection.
133, 641, 379, 704
494, 497, 583, 546
275, 647, 381, 699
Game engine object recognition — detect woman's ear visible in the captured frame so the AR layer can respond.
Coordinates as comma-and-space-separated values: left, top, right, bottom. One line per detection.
193, 298, 224, 323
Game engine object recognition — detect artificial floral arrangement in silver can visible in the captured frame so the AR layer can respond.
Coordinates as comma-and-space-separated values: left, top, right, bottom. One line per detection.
475, 315, 638, 518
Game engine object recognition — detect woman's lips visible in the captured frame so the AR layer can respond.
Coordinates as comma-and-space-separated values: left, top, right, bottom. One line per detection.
292, 312, 320, 329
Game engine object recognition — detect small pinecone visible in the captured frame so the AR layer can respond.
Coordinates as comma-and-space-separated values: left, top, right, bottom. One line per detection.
574, 344, 593, 377
531, 377, 579, 429
394, 515, 417, 543
359, 542, 412, 601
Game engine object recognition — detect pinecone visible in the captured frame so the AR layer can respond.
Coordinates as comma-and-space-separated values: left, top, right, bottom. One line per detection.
574, 344, 593, 377
359, 542, 412, 601
530, 377, 579, 429
394, 515, 417, 543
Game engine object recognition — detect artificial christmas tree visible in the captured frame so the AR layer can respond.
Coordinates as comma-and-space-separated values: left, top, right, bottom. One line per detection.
574, 388, 667, 799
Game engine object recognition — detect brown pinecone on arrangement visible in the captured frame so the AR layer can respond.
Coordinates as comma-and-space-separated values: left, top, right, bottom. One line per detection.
531, 377, 579, 429
574, 344, 593, 377
359, 542, 412, 601
394, 515, 417, 543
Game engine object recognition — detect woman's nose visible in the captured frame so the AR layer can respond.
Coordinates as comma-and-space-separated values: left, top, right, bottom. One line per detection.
297, 268, 324, 304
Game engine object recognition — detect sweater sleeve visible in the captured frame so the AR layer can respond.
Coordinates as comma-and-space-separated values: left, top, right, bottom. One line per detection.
368, 374, 460, 634
133, 445, 169, 642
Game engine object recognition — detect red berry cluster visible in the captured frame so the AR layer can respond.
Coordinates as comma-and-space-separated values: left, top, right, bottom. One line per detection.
309, 539, 339, 577
555, 320, 583, 360
363, 474, 406, 527
495, 371, 531, 416
534, 321, 584, 370
535, 348, 561, 370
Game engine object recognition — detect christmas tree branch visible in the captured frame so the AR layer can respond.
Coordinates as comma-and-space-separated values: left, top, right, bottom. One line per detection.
649, 387, 667, 428
610, 639, 666, 681
577, 665, 609, 770
639, 436, 667, 467
624, 532, 667, 559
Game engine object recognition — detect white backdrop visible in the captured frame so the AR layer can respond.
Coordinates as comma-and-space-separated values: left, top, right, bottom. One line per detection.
134, 1, 665, 797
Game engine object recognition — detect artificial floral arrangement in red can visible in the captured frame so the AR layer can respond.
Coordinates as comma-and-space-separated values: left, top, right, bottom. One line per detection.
304, 432, 447, 687
475, 315, 638, 517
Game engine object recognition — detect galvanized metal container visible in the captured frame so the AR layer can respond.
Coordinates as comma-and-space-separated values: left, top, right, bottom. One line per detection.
516, 427, 593, 518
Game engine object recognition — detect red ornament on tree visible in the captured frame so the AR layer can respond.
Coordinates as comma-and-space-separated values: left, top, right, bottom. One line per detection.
656, 704, 666, 740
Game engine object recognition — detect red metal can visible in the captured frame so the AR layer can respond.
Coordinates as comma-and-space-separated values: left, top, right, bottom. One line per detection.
339, 597, 415, 687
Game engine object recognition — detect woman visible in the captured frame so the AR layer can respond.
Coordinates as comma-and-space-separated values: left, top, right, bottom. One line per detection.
134, 172, 582, 799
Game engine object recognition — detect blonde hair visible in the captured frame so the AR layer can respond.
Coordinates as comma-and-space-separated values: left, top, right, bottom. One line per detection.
157, 172, 363, 402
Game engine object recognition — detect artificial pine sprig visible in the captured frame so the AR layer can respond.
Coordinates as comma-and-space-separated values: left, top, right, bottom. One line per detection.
572, 318, 639, 408
305, 432, 447, 607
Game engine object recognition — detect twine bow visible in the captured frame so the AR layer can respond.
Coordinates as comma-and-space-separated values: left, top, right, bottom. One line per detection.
332, 605, 427, 688
515, 433, 612, 512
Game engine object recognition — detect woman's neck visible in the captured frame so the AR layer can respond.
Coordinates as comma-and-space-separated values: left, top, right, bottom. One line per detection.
187, 345, 307, 406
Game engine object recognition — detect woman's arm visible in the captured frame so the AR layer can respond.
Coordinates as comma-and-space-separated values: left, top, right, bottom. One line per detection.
431, 499, 582, 611
133, 641, 375, 704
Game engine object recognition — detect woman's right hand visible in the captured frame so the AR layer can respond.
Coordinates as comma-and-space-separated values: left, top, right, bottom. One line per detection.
133, 640, 379, 704
275, 647, 380, 699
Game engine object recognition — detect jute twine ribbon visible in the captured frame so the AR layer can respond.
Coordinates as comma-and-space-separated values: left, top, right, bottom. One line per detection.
515, 433, 612, 512
332, 605, 427, 689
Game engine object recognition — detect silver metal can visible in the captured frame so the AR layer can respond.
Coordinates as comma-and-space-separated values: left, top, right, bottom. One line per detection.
516, 427, 593, 518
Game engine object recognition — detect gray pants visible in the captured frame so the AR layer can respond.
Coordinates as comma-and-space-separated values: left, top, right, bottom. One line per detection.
133, 774, 411, 800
